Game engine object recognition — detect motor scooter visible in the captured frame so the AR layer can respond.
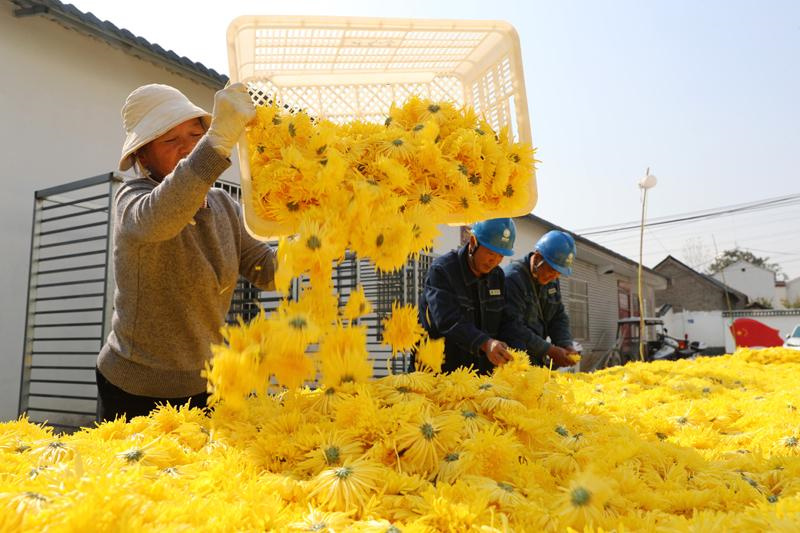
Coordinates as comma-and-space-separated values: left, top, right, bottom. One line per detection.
650, 332, 706, 361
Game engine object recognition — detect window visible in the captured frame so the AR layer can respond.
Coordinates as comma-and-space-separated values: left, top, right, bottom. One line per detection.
568, 279, 589, 340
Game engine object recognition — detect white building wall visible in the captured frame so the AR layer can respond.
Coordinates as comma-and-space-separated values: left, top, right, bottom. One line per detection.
0, 7, 232, 422
786, 277, 800, 306
775, 285, 788, 309
713, 260, 776, 305
661, 310, 726, 349
573, 259, 618, 354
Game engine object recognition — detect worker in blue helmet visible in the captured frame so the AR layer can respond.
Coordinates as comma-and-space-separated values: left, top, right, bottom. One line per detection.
415, 218, 516, 374
501, 230, 578, 368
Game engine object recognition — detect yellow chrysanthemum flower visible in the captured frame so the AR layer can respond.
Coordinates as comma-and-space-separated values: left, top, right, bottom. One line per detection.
307, 458, 387, 514
413, 336, 444, 374
317, 325, 373, 388
381, 302, 424, 355
395, 404, 462, 478
341, 285, 373, 322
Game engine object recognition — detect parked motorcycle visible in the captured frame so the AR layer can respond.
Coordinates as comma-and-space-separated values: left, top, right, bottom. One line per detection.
650, 331, 706, 361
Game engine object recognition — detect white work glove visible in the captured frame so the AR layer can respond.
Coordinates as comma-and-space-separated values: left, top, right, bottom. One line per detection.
206, 83, 256, 158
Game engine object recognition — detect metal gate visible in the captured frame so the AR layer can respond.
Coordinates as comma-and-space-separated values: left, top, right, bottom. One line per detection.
19, 174, 435, 431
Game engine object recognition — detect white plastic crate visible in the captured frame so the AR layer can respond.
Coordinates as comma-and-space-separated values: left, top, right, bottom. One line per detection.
227, 15, 535, 239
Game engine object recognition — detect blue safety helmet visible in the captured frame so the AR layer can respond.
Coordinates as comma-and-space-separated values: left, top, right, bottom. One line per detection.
535, 231, 576, 275
471, 218, 516, 257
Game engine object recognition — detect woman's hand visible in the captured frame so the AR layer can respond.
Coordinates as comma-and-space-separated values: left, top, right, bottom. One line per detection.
206, 83, 256, 157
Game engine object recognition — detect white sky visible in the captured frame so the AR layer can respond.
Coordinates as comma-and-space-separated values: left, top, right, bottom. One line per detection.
71, 0, 800, 279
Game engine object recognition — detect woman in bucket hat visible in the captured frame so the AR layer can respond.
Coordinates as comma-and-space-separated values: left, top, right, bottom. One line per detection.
96, 83, 276, 421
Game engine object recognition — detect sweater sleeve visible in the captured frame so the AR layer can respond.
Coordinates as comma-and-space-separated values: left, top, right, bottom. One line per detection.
115, 137, 231, 243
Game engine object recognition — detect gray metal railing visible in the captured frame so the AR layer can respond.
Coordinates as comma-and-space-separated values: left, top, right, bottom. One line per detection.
20, 174, 435, 431
20, 174, 116, 431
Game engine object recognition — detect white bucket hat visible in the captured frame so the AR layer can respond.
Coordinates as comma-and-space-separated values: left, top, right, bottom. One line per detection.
119, 84, 211, 171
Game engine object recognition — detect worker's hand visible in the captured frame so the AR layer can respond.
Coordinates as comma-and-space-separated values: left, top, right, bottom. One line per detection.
546, 344, 575, 368
482, 338, 512, 367
206, 83, 256, 158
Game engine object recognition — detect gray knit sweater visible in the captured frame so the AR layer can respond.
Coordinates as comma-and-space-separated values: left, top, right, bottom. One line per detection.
97, 137, 276, 397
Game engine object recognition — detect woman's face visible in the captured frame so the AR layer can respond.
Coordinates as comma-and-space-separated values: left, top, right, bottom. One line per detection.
137, 118, 205, 180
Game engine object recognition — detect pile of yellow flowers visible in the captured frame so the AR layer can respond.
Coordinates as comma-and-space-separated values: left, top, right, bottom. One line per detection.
247, 96, 535, 261
4, 349, 800, 530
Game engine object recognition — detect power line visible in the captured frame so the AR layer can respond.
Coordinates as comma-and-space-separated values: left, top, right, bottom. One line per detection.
575, 192, 800, 236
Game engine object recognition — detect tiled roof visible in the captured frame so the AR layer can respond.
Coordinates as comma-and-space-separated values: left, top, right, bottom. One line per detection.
524, 214, 667, 280
653, 255, 748, 302
10, 0, 228, 88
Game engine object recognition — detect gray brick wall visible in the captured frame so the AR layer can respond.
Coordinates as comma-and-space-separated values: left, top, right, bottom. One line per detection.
655, 261, 745, 312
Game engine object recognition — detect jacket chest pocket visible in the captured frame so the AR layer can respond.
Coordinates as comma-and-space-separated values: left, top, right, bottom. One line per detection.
481, 285, 505, 315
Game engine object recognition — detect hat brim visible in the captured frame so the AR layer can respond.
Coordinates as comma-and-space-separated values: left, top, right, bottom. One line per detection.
541, 252, 572, 275
479, 241, 515, 257
119, 102, 211, 171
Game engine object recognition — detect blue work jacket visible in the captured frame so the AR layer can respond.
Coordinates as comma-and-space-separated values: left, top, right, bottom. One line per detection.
418, 244, 506, 374
502, 252, 573, 365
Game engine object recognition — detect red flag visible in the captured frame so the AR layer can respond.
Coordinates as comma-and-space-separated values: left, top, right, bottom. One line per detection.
730, 318, 784, 348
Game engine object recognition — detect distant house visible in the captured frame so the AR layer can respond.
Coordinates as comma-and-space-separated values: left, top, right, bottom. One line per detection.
654, 255, 748, 312
711, 260, 777, 307
435, 215, 668, 360
785, 276, 800, 307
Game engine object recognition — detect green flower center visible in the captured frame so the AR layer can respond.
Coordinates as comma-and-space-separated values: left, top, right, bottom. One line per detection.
420, 422, 437, 440
289, 316, 308, 330
570, 487, 591, 506
306, 235, 322, 250
123, 449, 144, 463
498, 481, 514, 493
324, 446, 341, 465
334, 466, 353, 479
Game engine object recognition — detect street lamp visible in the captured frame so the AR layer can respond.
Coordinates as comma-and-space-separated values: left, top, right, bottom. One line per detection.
638, 168, 657, 361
